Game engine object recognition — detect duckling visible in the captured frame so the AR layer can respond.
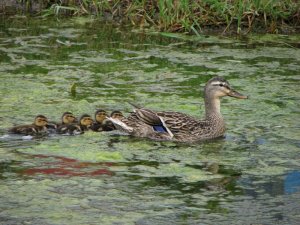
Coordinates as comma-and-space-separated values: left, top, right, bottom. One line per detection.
53, 112, 77, 134
56, 123, 83, 135
79, 114, 94, 131
90, 109, 108, 132
57, 114, 93, 135
59, 112, 78, 125
9, 115, 49, 136
101, 110, 124, 131
46, 112, 77, 132
111, 110, 124, 119
56, 112, 80, 135
91, 110, 124, 132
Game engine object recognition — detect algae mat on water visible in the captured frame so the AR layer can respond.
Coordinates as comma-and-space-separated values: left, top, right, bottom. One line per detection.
0, 18, 300, 225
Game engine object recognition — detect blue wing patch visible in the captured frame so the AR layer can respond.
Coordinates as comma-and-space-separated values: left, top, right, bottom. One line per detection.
153, 125, 167, 133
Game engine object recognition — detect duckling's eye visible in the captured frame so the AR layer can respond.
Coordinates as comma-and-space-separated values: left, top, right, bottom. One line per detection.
219, 83, 224, 87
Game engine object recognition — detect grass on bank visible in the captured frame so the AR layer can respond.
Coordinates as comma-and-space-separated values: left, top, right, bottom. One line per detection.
17, 0, 300, 34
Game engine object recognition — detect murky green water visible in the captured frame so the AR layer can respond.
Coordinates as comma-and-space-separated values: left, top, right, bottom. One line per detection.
0, 17, 299, 225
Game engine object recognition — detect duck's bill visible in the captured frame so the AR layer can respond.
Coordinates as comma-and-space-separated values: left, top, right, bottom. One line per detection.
228, 90, 248, 99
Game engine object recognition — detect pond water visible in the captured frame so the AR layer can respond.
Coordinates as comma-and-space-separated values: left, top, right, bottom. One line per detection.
0, 17, 299, 225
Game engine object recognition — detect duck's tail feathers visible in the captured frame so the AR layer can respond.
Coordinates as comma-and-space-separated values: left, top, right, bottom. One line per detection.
108, 118, 134, 133
135, 108, 162, 125
128, 102, 142, 109
128, 102, 162, 125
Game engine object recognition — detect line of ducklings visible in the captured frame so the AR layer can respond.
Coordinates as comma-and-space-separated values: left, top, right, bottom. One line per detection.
9, 110, 124, 136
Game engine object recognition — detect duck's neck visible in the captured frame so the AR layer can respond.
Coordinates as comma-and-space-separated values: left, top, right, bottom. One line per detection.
202, 93, 226, 138
204, 95, 222, 120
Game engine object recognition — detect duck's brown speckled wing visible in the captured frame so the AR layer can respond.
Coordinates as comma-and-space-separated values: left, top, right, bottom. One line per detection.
157, 111, 220, 141
128, 108, 217, 142
112, 107, 221, 142
131, 108, 209, 134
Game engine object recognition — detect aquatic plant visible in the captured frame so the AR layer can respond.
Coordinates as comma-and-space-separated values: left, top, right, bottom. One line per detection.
10, 0, 300, 34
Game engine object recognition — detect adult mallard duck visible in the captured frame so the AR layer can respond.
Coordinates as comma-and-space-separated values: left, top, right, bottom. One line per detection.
108, 77, 248, 142
9, 115, 49, 136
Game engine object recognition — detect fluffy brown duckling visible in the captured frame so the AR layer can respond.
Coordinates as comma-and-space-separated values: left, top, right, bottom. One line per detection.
57, 123, 82, 135
101, 110, 124, 131
57, 114, 93, 135
9, 115, 49, 136
91, 110, 124, 132
79, 114, 94, 131
90, 109, 110, 132
60, 112, 78, 125
55, 112, 77, 128
110, 111, 124, 119
54, 112, 78, 134
46, 112, 74, 132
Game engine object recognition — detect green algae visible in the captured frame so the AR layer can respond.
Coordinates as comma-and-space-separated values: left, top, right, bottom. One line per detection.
0, 18, 300, 225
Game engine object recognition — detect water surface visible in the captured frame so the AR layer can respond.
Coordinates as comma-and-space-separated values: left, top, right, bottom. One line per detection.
0, 17, 300, 225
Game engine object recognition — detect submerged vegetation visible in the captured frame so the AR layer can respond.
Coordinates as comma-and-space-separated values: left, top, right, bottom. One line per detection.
3, 0, 300, 34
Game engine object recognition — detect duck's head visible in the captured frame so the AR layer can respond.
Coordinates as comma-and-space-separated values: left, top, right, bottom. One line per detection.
62, 112, 77, 124
205, 77, 248, 99
34, 115, 48, 127
79, 114, 94, 127
111, 111, 124, 119
95, 109, 108, 123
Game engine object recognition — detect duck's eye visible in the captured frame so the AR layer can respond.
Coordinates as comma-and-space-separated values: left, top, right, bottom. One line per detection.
219, 83, 224, 87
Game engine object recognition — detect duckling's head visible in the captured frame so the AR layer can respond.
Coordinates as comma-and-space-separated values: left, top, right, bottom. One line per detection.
111, 111, 124, 119
34, 115, 48, 127
205, 77, 248, 99
62, 112, 77, 124
79, 114, 94, 127
95, 109, 107, 123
